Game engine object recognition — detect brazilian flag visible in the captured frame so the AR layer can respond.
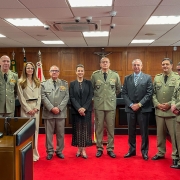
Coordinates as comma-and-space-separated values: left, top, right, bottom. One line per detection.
11, 59, 17, 73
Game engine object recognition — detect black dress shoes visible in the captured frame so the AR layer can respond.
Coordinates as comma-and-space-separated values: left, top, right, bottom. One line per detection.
76, 152, 81, 157
151, 155, 165, 160
124, 152, 136, 158
46, 154, 53, 160
107, 151, 116, 158
170, 164, 180, 169
142, 154, 149, 160
96, 150, 103, 157
172, 159, 178, 165
56, 153, 64, 159
82, 154, 87, 159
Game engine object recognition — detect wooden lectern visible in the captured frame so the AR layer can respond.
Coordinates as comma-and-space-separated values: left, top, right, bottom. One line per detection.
0, 117, 35, 180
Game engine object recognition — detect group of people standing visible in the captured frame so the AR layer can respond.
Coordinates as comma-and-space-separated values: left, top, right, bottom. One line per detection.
0, 54, 179, 169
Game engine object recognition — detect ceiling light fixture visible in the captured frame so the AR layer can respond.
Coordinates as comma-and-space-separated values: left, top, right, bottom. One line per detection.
146, 16, 180, 25
41, 41, 64, 44
68, 0, 112, 7
83, 31, 109, 37
5, 18, 44, 26
131, 40, 155, 43
0, 34, 6, 37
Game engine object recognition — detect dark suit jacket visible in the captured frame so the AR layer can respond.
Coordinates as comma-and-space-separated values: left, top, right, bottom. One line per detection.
69, 79, 93, 114
122, 72, 153, 113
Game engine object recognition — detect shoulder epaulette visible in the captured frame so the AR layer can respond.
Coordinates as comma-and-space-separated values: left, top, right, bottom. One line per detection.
156, 73, 162, 76
112, 70, 118, 73
93, 70, 100, 74
61, 79, 68, 83
10, 70, 17, 74
174, 72, 179, 75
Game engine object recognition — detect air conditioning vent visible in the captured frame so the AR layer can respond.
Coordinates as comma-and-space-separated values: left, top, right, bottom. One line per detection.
47, 21, 101, 32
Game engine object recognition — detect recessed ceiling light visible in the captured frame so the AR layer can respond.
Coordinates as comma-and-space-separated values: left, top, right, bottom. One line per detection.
0, 34, 6, 37
5, 18, 44, 26
146, 16, 180, 25
131, 40, 154, 43
41, 41, 64, 44
145, 33, 155, 36
68, 0, 112, 7
83, 31, 109, 37
37, 35, 47, 37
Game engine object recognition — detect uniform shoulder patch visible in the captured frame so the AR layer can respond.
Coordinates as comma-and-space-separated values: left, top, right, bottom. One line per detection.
93, 70, 100, 74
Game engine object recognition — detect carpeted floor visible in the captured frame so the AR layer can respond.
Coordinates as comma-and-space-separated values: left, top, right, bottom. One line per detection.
34, 134, 180, 180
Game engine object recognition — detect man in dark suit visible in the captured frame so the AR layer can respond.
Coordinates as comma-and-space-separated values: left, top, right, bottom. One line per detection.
122, 59, 153, 160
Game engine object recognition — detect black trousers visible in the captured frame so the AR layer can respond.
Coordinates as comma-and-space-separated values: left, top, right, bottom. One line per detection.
127, 111, 150, 155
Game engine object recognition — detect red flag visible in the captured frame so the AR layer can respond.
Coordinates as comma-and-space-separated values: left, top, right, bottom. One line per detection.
36, 60, 45, 82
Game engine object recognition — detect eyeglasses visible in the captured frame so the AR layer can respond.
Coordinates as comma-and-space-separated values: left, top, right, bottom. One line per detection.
50, 70, 59, 73
101, 61, 109, 64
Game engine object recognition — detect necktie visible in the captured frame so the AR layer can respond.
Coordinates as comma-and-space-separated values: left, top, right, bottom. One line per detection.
53, 80, 56, 89
164, 75, 168, 83
4, 73, 7, 82
134, 75, 138, 86
103, 72, 107, 81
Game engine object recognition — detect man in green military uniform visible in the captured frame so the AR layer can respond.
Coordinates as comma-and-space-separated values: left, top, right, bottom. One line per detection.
0, 55, 18, 117
152, 58, 179, 167
91, 57, 121, 158
171, 82, 180, 169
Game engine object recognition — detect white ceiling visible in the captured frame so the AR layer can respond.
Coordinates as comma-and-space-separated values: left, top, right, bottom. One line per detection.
0, 0, 180, 47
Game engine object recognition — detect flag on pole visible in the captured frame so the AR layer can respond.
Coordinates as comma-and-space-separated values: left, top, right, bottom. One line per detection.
22, 48, 27, 66
11, 59, 17, 72
11, 51, 17, 73
36, 50, 45, 82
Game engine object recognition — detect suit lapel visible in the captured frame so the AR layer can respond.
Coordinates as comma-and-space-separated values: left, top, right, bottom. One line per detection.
106, 70, 111, 82
27, 79, 34, 90
75, 80, 80, 96
130, 74, 135, 87
82, 79, 87, 94
136, 73, 143, 87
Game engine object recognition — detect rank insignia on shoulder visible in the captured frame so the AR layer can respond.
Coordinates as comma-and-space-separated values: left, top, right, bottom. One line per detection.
61, 79, 68, 83
93, 70, 100, 74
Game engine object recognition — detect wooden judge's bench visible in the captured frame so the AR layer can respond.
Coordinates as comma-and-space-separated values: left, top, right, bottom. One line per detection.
0, 117, 35, 180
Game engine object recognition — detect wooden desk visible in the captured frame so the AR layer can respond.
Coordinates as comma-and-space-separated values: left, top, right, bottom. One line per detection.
0, 118, 35, 180
0, 136, 14, 180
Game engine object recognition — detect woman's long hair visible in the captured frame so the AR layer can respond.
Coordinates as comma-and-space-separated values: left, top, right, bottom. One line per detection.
19, 62, 41, 89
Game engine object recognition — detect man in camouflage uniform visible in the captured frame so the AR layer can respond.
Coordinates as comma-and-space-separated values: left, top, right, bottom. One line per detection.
41, 65, 69, 160
0, 55, 18, 117
91, 57, 121, 158
170, 62, 180, 169
152, 58, 179, 167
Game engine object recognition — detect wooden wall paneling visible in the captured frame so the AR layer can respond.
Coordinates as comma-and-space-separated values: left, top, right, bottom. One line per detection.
82, 51, 101, 80
172, 51, 180, 71
59, 50, 79, 83
146, 51, 167, 76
